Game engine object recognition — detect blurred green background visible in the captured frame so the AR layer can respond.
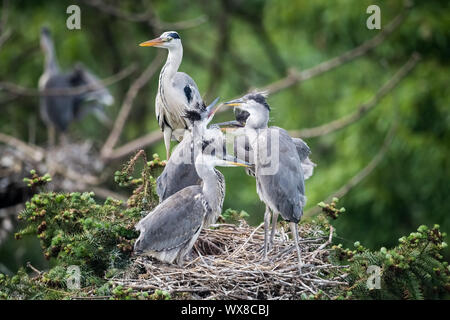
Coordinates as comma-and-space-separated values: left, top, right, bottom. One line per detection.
0, 0, 449, 273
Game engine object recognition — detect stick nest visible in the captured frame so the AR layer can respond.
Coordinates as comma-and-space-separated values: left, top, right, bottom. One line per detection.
112, 221, 349, 300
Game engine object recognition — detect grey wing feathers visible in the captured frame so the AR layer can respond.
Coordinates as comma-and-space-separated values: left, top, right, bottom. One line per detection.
291, 137, 316, 180
292, 137, 310, 162
72, 64, 114, 107
257, 128, 305, 223
41, 74, 78, 132
40, 65, 113, 132
136, 185, 204, 252
174, 72, 203, 108
156, 136, 201, 202
156, 163, 200, 202
156, 72, 204, 133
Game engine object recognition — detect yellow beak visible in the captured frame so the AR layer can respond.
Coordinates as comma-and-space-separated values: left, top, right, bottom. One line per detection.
224, 102, 242, 107
139, 37, 165, 47
227, 161, 250, 168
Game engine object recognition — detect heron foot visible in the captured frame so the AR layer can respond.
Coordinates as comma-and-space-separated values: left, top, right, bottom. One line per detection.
260, 253, 270, 263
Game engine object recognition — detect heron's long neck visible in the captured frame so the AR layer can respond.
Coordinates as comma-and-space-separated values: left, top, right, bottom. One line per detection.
246, 112, 269, 130
160, 45, 183, 87
199, 168, 222, 212
43, 42, 59, 75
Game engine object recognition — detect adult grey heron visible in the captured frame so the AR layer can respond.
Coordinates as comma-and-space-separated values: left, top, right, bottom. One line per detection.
39, 27, 114, 144
222, 93, 308, 271
134, 111, 249, 264
140, 31, 206, 160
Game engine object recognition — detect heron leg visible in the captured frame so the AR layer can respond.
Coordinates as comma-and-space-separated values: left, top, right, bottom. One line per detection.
290, 222, 303, 274
263, 206, 271, 261
269, 211, 279, 249
59, 132, 68, 146
163, 128, 172, 160
48, 126, 55, 148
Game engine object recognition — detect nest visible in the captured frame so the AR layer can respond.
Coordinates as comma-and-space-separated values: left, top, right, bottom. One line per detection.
113, 221, 349, 300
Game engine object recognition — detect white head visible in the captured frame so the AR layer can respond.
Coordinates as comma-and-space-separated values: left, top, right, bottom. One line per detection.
194, 147, 249, 179
183, 108, 249, 172
223, 92, 270, 129
139, 31, 182, 50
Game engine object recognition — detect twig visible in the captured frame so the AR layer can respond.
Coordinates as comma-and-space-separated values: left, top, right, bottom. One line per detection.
26, 262, 42, 276
0, 132, 45, 161
310, 226, 334, 260
304, 121, 398, 217
0, 64, 136, 97
91, 187, 128, 203
0, 27, 10, 49
290, 53, 420, 138
259, 4, 411, 95
101, 53, 165, 160
82, 0, 207, 31
229, 222, 264, 258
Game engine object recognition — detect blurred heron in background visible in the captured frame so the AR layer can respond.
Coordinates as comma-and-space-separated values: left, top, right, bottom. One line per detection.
222, 93, 310, 272
139, 31, 207, 159
39, 27, 114, 145
134, 109, 249, 264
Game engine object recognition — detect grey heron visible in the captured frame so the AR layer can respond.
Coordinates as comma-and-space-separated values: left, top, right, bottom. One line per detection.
223, 93, 309, 271
134, 111, 249, 264
39, 27, 114, 144
156, 98, 222, 206
214, 101, 315, 179
140, 31, 206, 160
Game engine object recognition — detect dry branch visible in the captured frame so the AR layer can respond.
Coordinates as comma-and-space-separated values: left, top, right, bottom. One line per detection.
101, 53, 165, 160
102, 130, 163, 161
259, 3, 411, 95
0, 27, 10, 49
0, 64, 136, 97
304, 122, 398, 217
0, 132, 44, 161
82, 0, 207, 31
290, 53, 420, 138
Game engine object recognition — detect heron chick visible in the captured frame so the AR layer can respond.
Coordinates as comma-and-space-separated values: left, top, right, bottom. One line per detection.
134, 110, 249, 265
223, 93, 308, 272
140, 31, 207, 159
155, 98, 221, 200
215, 94, 315, 179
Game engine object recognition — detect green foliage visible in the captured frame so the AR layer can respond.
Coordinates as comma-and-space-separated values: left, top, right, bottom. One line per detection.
2, 195, 449, 300
4, 154, 162, 297
0, 268, 68, 300
23, 170, 52, 188
332, 224, 450, 299
318, 197, 346, 220
114, 151, 164, 211
220, 208, 250, 224
15, 189, 141, 276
